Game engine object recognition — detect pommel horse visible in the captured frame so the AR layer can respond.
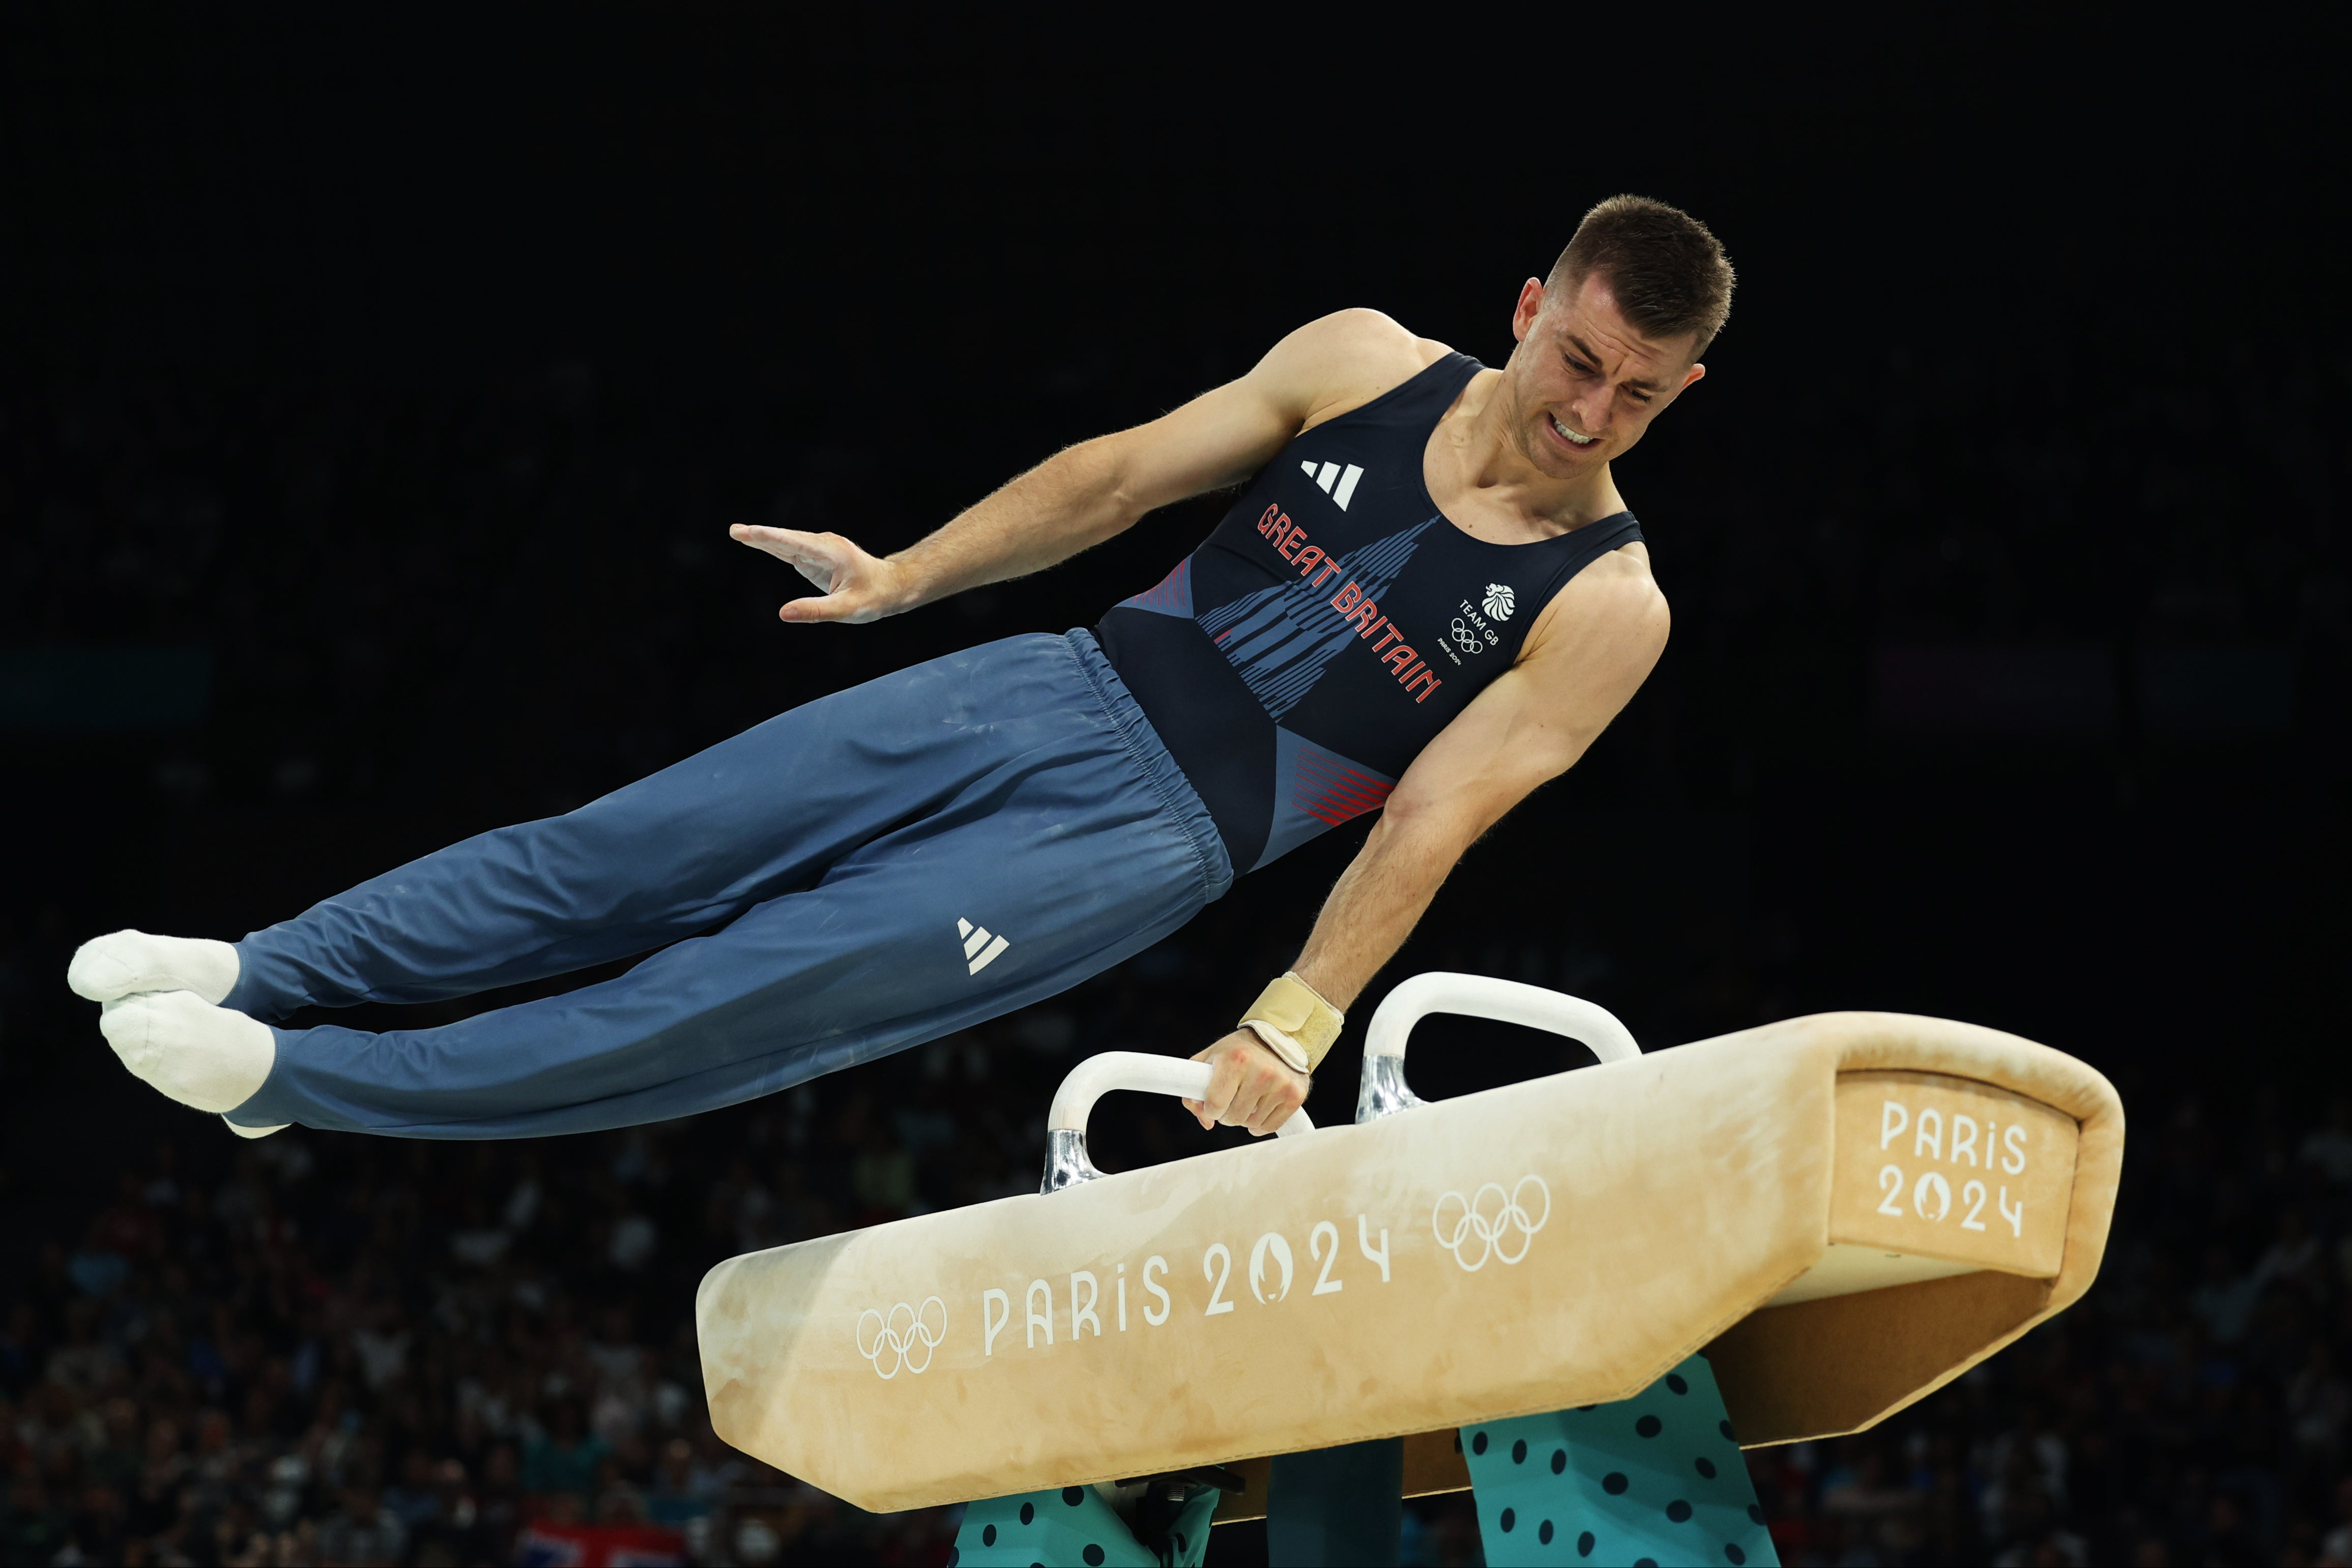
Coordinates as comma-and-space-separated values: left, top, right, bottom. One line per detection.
696, 974, 2124, 1566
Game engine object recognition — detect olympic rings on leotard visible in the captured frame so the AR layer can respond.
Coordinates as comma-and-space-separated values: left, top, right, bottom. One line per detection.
1432, 1175, 1551, 1271
855, 1296, 947, 1379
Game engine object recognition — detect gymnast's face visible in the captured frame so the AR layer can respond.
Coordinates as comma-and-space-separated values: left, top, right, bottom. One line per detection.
1502, 271, 1706, 481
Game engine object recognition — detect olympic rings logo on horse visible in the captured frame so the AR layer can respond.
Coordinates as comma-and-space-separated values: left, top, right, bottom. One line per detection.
856, 1297, 947, 1379
1432, 1176, 1551, 1271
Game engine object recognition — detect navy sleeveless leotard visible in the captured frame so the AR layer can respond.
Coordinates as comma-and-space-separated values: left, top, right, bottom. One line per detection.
1096, 352, 1644, 874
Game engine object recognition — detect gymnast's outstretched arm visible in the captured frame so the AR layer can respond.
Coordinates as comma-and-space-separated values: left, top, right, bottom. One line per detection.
723, 309, 1446, 622
1185, 545, 1672, 1136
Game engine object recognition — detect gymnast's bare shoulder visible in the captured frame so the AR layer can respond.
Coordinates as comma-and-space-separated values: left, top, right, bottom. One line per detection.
1521, 538, 1665, 664
1083, 309, 1452, 509
1272, 308, 1457, 433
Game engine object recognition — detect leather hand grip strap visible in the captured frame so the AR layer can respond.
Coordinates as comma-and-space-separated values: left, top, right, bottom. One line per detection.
1238, 971, 1344, 1075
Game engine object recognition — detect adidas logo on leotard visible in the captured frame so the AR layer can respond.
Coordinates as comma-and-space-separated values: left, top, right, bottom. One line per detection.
1299, 460, 1365, 511
956, 917, 1010, 975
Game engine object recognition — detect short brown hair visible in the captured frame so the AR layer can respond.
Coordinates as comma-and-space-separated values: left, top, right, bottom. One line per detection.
1546, 194, 1734, 357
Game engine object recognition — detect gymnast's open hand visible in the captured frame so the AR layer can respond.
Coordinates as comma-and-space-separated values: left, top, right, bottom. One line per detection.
730, 525, 913, 624
1184, 1029, 1310, 1138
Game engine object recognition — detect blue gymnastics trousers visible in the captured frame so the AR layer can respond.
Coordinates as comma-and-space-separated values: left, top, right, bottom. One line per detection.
219, 631, 1234, 1138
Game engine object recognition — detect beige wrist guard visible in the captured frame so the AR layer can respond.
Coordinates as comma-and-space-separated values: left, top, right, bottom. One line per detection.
1238, 971, 1344, 1075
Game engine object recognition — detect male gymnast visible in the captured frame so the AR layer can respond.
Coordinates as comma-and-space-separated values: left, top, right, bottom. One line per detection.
71, 194, 1731, 1144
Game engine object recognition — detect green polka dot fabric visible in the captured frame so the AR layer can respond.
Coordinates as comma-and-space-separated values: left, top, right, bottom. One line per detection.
1461, 1354, 1778, 1567
951, 1482, 1218, 1567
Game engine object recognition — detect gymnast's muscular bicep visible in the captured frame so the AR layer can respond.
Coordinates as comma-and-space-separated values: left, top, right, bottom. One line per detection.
1383, 566, 1670, 849
1097, 309, 1446, 516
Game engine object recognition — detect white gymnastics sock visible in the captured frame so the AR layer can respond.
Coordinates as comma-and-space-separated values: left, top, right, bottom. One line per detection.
99, 991, 276, 1114
69, 930, 241, 1006
224, 1116, 289, 1139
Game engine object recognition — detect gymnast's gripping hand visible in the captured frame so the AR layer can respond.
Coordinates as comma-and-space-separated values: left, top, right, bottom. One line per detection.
1184, 1029, 1310, 1138
729, 525, 913, 624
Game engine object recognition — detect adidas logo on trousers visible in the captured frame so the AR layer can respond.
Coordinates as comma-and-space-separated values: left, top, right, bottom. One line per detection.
956, 918, 1010, 975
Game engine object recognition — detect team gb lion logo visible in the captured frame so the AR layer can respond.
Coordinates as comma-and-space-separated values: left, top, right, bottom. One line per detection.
1482, 583, 1516, 621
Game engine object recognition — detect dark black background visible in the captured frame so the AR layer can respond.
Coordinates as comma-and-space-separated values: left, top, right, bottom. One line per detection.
0, 9, 2347, 1560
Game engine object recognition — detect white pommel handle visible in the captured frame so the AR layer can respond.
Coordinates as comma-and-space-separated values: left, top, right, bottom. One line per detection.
1363, 972, 1641, 1064
1047, 1051, 1315, 1139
